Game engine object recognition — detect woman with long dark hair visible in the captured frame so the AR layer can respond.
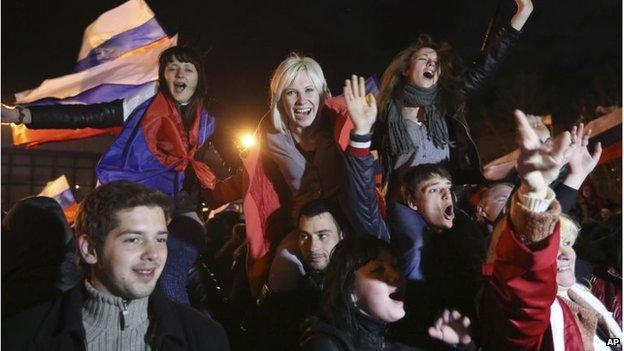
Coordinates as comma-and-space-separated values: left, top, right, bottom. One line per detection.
2, 46, 234, 216
377, 0, 533, 195
300, 236, 474, 351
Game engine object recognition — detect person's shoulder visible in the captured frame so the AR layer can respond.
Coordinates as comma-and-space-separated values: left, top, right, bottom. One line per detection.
3, 291, 76, 348
299, 317, 353, 351
300, 332, 345, 351
168, 300, 227, 334
165, 300, 230, 349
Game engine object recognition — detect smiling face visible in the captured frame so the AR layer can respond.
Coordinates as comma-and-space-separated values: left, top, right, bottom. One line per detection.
409, 174, 454, 231
353, 249, 406, 323
281, 71, 321, 131
163, 57, 199, 104
556, 239, 577, 288
404, 47, 440, 89
80, 206, 169, 299
298, 212, 343, 272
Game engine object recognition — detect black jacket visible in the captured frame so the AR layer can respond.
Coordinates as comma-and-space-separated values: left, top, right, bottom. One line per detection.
254, 271, 324, 350
2, 196, 80, 320
300, 315, 412, 351
2, 284, 230, 351
299, 315, 473, 351
29, 100, 125, 129
444, 25, 521, 185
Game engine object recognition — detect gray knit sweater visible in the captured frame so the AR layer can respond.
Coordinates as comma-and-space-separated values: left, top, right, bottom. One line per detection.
82, 281, 151, 351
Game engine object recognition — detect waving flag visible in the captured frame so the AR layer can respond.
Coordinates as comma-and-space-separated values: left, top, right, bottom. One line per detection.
11, 0, 177, 147
38, 175, 79, 223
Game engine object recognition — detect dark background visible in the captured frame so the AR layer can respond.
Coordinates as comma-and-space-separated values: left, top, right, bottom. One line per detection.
2, 0, 622, 161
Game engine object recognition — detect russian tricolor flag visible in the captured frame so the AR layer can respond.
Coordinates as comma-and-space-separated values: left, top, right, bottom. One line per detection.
38, 175, 79, 223
11, 0, 177, 147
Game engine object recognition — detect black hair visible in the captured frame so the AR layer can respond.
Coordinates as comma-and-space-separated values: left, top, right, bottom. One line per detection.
321, 236, 393, 346
157, 46, 207, 130
298, 198, 347, 234
74, 180, 172, 256
401, 163, 452, 203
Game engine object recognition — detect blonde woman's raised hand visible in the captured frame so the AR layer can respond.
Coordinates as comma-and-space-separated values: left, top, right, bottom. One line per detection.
344, 75, 377, 135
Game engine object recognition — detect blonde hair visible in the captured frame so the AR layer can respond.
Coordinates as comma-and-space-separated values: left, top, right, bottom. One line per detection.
486, 212, 581, 263
559, 214, 580, 245
269, 53, 330, 133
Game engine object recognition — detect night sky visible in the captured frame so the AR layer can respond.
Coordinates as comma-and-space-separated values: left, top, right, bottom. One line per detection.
2, 0, 621, 160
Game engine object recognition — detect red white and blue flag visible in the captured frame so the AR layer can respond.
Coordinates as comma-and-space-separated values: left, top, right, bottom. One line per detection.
11, 0, 177, 147
38, 175, 79, 223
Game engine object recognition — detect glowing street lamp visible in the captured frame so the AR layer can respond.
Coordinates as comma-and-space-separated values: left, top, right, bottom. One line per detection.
240, 133, 256, 149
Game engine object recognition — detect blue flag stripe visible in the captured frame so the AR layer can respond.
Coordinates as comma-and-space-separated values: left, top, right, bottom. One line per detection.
74, 18, 166, 72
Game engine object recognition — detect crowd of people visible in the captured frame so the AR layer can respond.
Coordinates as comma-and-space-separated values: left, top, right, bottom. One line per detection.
2, 0, 622, 349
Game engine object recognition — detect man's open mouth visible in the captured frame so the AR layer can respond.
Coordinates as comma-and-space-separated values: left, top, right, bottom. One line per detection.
443, 205, 454, 220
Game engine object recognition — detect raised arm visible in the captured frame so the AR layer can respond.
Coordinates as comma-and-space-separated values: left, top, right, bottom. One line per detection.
562, 122, 602, 190
480, 110, 570, 350
342, 75, 390, 241
0, 83, 158, 129
553, 122, 602, 213
2, 101, 124, 129
460, 0, 533, 99
510, 0, 534, 31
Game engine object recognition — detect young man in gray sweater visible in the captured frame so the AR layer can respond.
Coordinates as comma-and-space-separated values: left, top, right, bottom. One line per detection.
3, 180, 230, 350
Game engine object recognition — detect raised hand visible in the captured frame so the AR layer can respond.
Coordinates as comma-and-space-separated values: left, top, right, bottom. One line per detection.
510, 0, 533, 31
428, 309, 472, 346
2, 104, 19, 124
564, 123, 602, 189
515, 109, 571, 198
344, 75, 377, 135
1, 104, 31, 125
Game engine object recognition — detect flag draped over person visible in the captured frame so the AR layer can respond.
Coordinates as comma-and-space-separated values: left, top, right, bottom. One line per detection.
11, 0, 177, 147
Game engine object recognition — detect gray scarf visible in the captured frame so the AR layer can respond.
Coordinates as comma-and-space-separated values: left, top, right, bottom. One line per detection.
382, 83, 449, 178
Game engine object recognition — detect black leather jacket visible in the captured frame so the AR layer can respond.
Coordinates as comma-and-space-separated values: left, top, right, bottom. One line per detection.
29, 100, 124, 129
300, 315, 393, 351
445, 25, 521, 185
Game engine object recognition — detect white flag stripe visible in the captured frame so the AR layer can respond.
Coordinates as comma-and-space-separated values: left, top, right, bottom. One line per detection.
16, 36, 177, 104
38, 175, 71, 198
78, 0, 156, 61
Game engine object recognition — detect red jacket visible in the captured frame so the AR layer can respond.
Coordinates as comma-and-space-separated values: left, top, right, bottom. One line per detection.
480, 200, 585, 350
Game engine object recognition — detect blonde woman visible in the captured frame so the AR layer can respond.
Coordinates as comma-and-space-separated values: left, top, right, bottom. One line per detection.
243, 54, 353, 294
